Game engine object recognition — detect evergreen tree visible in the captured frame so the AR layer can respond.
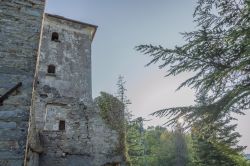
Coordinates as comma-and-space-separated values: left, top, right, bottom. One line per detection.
136, 0, 250, 125
191, 118, 249, 166
115, 76, 144, 165
126, 117, 145, 165
174, 123, 189, 166
116, 75, 132, 121
136, 0, 250, 164
186, 92, 248, 166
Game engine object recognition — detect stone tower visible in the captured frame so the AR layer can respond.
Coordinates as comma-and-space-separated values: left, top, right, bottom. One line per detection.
33, 14, 96, 131
1, 1, 126, 166
0, 0, 45, 165
25, 14, 126, 166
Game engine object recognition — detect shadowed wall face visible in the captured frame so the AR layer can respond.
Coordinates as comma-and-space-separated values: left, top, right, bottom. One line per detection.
0, 0, 45, 165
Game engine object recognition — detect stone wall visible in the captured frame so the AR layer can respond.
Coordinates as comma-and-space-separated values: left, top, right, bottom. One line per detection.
30, 14, 126, 166
0, 2, 126, 165
0, 0, 45, 165
39, 104, 125, 166
33, 14, 96, 130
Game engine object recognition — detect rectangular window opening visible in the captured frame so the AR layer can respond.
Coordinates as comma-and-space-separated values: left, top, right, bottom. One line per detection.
59, 120, 65, 131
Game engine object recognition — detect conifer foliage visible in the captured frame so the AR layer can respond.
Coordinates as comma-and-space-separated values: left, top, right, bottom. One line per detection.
136, 0, 250, 164
136, 0, 250, 131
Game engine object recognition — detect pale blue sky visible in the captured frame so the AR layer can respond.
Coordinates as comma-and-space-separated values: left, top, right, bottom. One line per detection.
45, 0, 249, 153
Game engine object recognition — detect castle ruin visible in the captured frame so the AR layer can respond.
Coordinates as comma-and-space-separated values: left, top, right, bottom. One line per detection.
0, 1, 125, 166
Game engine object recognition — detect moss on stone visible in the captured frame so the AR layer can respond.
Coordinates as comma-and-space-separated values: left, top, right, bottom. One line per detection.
95, 92, 131, 165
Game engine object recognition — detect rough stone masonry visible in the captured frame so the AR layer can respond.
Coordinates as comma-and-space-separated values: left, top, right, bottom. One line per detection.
0, 0, 45, 165
0, 1, 126, 166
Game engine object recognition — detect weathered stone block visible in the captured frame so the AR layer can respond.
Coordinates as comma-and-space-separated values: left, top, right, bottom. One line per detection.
0, 129, 25, 141
0, 122, 17, 129
0, 141, 19, 150
0, 151, 23, 160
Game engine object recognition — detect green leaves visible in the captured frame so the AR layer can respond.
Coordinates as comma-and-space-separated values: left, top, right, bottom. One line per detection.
136, 0, 250, 127
95, 92, 125, 130
136, 0, 250, 164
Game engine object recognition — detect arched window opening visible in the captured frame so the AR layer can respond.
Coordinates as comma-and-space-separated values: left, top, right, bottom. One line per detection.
47, 65, 56, 74
51, 32, 59, 41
